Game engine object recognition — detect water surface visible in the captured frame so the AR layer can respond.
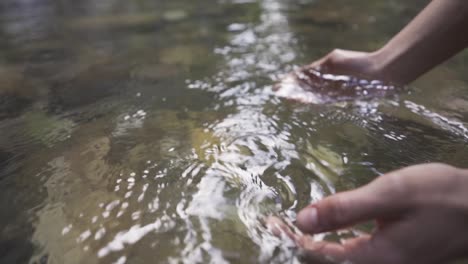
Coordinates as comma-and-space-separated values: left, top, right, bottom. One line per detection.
1, 0, 468, 263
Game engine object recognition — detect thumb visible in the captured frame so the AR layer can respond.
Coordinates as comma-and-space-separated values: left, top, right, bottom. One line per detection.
296, 174, 408, 234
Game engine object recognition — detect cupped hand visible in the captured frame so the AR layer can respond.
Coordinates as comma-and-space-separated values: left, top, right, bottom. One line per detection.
305, 49, 379, 78
274, 49, 397, 104
267, 163, 468, 264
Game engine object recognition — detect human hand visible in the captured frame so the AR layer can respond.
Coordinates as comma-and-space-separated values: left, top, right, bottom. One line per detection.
274, 49, 396, 104
302, 49, 380, 79
267, 163, 468, 264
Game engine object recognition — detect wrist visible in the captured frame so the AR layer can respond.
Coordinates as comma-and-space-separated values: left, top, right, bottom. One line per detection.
368, 48, 398, 84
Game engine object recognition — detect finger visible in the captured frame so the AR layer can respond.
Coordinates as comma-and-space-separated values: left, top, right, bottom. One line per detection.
296, 172, 410, 234
265, 216, 300, 242
266, 217, 400, 264
297, 248, 338, 264
307, 56, 329, 71
305, 50, 343, 73
274, 54, 329, 96
265, 216, 343, 263
298, 238, 358, 263
295, 65, 323, 87
298, 235, 398, 264
298, 236, 348, 261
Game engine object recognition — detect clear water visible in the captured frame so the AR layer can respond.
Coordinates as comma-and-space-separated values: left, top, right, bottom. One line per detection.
1, 0, 468, 263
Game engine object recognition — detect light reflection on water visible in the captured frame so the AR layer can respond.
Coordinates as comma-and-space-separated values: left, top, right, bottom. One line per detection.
1, 0, 468, 264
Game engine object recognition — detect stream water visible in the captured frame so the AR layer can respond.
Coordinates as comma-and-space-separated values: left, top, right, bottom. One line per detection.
1, 0, 468, 263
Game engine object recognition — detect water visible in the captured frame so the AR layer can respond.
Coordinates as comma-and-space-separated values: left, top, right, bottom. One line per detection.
1, 0, 468, 263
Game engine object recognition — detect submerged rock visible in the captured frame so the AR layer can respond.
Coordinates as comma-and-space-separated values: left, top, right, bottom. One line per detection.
49, 62, 129, 111
31, 156, 119, 264
68, 137, 111, 185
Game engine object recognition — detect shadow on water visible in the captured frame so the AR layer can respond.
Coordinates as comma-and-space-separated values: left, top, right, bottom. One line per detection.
0, 0, 468, 263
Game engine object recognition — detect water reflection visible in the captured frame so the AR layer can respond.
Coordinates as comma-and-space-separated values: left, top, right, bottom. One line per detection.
1, 0, 468, 264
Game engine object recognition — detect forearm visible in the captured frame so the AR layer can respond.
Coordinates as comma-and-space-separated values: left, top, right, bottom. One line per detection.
373, 0, 468, 84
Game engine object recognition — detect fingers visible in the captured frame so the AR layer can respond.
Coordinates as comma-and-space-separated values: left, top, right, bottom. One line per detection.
266, 217, 401, 264
307, 56, 329, 71
296, 190, 379, 234
264, 216, 300, 242
297, 235, 394, 264
265, 216, 351, 263
298, 236, 350, 261
296, 172, 409, 234
294, 65, 323, 88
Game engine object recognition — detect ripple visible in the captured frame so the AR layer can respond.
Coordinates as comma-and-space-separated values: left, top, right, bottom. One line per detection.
4, 0, 468, 264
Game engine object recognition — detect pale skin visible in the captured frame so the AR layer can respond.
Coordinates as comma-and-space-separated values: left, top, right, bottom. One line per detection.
271, 0, 468, 263
305, 0, 468, 85
268, 164, 468, 264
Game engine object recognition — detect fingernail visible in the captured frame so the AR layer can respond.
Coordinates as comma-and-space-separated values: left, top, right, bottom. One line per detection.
297, 207, 318, 233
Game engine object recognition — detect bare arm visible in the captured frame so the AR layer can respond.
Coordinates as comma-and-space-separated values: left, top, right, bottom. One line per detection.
291, 0, 468, 86
373, 0, 468, 84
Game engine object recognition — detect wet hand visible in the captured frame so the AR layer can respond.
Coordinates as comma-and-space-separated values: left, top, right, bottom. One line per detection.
275, 49, 396, 104
304, 49, 379, 78
268, 163, 468, 264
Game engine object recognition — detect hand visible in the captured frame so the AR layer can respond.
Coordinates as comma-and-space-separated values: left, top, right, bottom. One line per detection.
303, 49, 380, 79
276, 0, 468, 103
274, 49, 396, 104
267, 163, 468, 264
